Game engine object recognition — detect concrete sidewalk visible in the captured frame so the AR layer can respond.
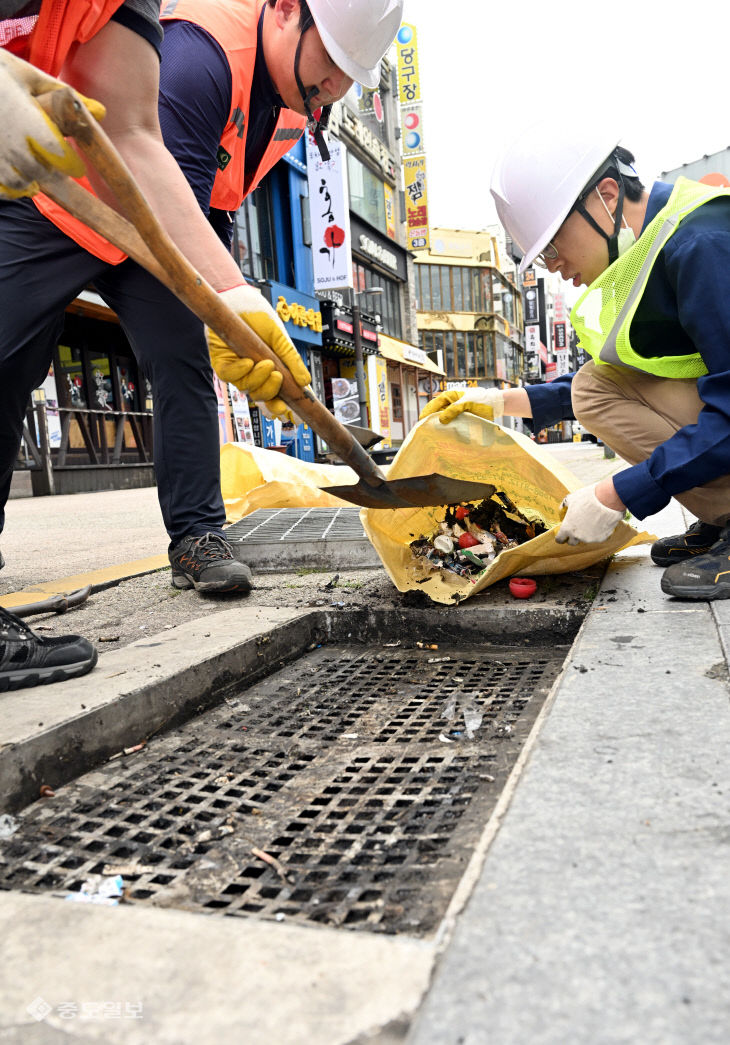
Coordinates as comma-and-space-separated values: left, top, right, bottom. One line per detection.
1, 443, 728, 1044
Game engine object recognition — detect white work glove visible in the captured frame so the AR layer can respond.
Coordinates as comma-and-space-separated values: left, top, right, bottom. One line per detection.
207, 284, 311, 423
0, 49, 104, 198
419, 386, 504, 425
555, 484, 624, 545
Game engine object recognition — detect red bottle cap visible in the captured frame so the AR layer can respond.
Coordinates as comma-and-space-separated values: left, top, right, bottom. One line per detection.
509, 577, 537, 599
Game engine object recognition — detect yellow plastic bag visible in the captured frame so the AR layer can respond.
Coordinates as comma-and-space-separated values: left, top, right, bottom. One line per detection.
220, 442, 356, 522
360, 414, 655, 605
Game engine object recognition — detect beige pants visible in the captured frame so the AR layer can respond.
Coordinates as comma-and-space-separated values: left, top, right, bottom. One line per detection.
571, 361, 730, 526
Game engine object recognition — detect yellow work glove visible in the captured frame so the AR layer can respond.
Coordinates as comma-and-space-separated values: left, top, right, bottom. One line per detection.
0, 49, 105, 198
207, 284, 311, 423
419, 387, 504, 424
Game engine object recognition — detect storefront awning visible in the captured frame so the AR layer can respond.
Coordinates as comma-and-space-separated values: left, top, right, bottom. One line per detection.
378, 334, 445, 376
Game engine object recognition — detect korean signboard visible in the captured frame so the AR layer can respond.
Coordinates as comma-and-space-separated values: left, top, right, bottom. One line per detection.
403, 154, 429, 251
553, 321, 567, 349
401, 105, 425, 156
305, 137, 353, 291
397, 23, 429, 250
523, 287, 539, 324
525, 324, 540, 356
396, 23, 421, 104
384, 182, 396, 240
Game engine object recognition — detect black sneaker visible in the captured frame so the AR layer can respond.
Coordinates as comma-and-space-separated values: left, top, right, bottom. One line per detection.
650, 520, 722, 567
168, 533, 253, 593
0, 605, 98, 692
661, 529, 730, 600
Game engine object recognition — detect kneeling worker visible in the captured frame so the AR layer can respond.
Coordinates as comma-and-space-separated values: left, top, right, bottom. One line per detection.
424, 126, 730, 600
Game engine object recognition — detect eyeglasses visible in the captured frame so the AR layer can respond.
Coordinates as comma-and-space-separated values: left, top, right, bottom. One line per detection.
533, 241, 559, 268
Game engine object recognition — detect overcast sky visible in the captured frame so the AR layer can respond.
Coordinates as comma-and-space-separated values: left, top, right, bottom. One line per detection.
400, 0, 730, 231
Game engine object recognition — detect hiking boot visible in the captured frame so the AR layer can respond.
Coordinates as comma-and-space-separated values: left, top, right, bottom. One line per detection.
661, 528, 730, 600
650, 520, 722, 567
0, 605, 98, 692
169, 532, 253, 593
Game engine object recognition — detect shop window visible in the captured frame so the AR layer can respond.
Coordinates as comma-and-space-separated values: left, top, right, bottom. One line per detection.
89, 355, 114, 411
353, 261, 402, 339
462, 267, 473, 311
390, 382, 403, 421
57, 343, 86, 408
452, 268, 463, 312
233, 183, 276, 282
477, 333, 487, 376
117, 359, 141, 412
465, 332, 476, 377
444, 332, 455, 377
455, 332, 466, 376
347, 153, 386, 234
431, 266, 442, 310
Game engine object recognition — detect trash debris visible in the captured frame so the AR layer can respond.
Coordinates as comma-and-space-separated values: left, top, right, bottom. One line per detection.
0, 814, 19, 839
123, 742, 146, 756
102, 862, 158, 876
509, 577, 537, 599
39, 785, 55, 798
98, 634, 120, 643
340, 733, 359, 740
441, 697, 457, 721
409, 493, 548, 582
251, 846, 291, 884
416, 642, 438, 650
65, 874, 124, 906
463, 704, 484, 738
428, 655, 451, 663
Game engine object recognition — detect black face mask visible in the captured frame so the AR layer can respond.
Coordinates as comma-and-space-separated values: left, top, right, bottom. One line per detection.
294, 14, 332, 161
572, 153, 628, 266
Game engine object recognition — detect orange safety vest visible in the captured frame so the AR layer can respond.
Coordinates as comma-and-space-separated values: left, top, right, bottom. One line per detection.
3, 0, 123, 75
25, 0, 305, 264
160, 0, 306, 210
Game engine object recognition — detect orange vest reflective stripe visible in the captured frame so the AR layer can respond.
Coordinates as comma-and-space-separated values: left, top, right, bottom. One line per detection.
160, 0, 306, 211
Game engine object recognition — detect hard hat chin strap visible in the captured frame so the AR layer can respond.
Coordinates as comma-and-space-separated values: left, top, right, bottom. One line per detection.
294, 14, 332, 161
574, 179, 626, 266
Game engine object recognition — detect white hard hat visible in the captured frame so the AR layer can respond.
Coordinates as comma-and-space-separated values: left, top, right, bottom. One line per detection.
307, 0, 404, 89
490, 125, 622, 273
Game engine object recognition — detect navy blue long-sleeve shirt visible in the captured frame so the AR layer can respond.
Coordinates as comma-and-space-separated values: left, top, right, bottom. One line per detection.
525, 180, 730, 519
157, 9, 283, 247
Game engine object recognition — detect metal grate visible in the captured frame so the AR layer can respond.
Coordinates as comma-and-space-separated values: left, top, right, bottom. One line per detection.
224, 508, 380, 570
226, 507, 366, 543
0, 644, 565, 935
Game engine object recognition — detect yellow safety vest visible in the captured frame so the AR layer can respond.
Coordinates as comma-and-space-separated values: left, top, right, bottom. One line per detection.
570, 177, 730, 378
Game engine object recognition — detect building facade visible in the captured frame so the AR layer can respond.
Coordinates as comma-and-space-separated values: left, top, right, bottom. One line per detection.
414, 228, 524, 391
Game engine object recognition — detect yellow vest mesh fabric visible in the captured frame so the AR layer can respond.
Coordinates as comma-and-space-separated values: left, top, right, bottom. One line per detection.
570, 178, 730, 379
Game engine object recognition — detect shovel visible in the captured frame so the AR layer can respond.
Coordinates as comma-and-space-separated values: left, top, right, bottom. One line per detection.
35, 89, 497, 510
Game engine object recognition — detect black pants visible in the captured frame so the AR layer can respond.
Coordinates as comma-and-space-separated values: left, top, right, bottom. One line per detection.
0, 198, 226, 543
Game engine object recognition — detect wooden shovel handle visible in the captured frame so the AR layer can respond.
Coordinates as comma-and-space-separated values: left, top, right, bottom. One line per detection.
36, 89, 386, 487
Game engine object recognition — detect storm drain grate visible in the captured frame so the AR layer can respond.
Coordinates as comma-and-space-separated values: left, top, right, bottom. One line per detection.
224, 507, 379, 570
0, 644, 565, 935
226, 507, 365, 543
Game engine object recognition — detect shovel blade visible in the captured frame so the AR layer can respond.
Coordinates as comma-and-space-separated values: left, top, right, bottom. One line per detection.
322, 474, 497, 510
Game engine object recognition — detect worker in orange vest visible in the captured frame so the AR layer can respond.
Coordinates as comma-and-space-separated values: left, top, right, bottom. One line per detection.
0, 0, 402, 692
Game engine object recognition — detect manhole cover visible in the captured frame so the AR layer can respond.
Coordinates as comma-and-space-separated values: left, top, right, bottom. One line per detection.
0, 643, 566, 935
225, 507, 380, 571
